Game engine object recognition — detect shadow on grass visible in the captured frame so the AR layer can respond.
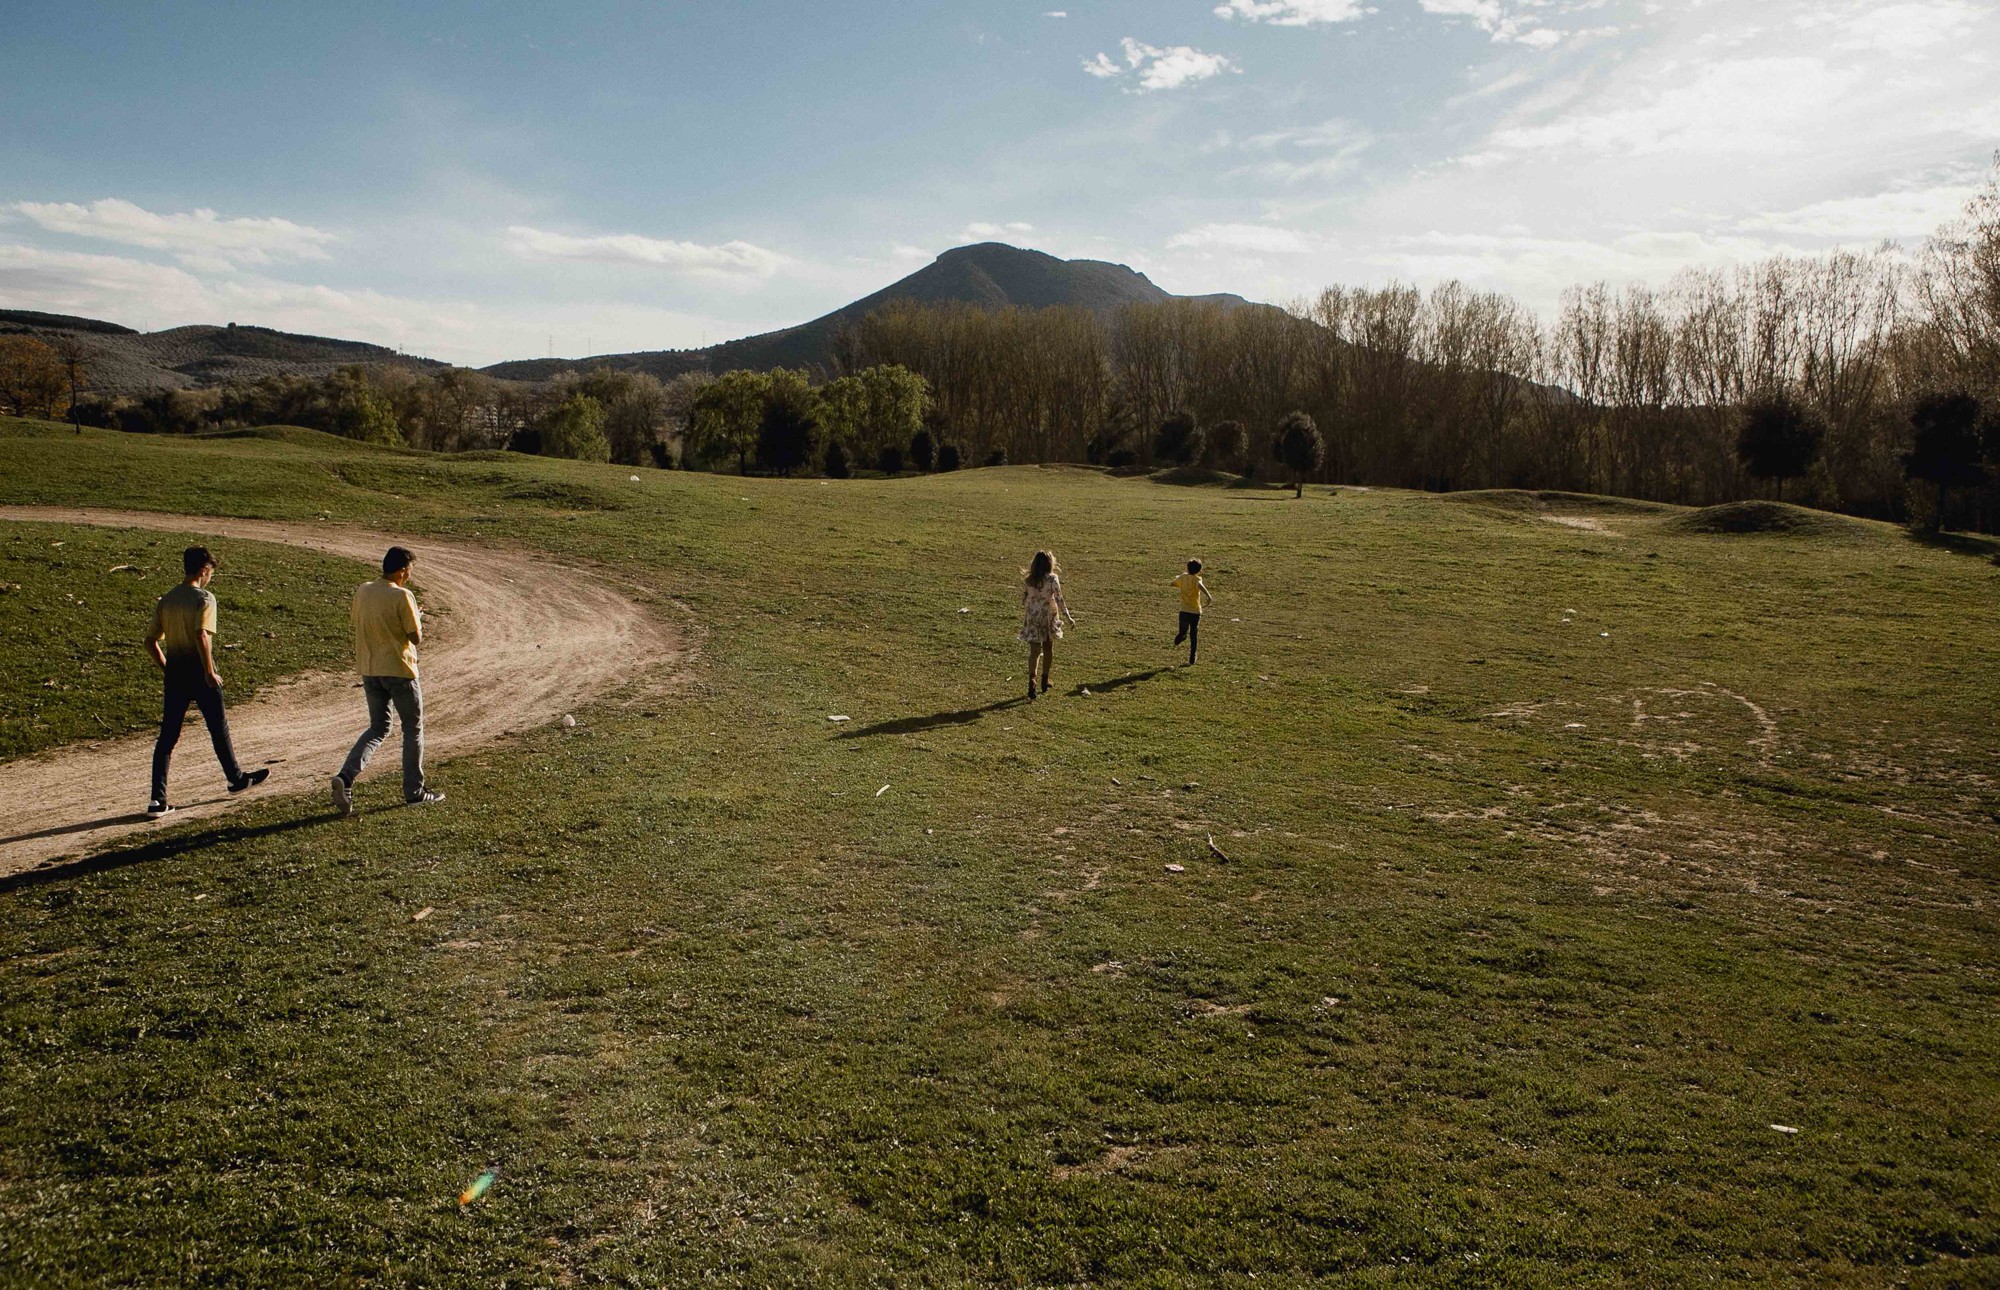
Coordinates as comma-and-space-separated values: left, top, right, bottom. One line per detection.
0, 813, 340, 894
0, 812, 156, 847
1905, 528, 2000, 564
835, 696, 1030, 739
1070, 667, 1172, 697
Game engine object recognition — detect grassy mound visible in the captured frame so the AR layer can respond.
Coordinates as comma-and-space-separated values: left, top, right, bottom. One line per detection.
1664, 499, 1866, 537
199, 425, 414, 453
1448, 488, 1673, 517
1149, 465, 1239, 487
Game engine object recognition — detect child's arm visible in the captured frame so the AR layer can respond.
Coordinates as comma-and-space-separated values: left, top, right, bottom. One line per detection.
1200, 578, 1214, 608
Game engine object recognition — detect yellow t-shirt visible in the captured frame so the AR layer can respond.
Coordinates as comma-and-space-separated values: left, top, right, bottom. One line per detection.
149, 583, 217, 660
352, 579, 422, 678
1173, 573, 1207, 613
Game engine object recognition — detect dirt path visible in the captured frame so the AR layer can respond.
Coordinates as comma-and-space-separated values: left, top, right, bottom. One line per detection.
0, 507, 681, 878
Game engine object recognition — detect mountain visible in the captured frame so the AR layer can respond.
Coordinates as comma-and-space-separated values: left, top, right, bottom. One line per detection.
480, 242, 1253, 382
0, 312, 442, 396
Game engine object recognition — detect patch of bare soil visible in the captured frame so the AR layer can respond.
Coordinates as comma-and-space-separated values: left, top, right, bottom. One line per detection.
0, 506, 682, 877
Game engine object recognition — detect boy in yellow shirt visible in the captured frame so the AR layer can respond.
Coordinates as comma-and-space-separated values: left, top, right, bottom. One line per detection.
1172, 558, 1214, 665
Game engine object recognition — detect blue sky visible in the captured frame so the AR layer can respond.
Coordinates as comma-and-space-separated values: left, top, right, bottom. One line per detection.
2, 0, 1995, 365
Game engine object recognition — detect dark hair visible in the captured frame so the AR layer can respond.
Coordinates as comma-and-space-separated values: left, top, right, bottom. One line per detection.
382, 546, 414, 577
1186, 558, 1202, 574
1024, 550, 1055, 588
183, 546, 214, 579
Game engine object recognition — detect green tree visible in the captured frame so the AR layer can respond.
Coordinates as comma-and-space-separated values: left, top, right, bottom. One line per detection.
823, 439, 851, 479
877, 444, 904, 476
858, 364, 929, 460
688, 370, 770, 473
818, 374, 868, 458
540, 393, 611, 462
1735, 392, 1823, 501
1205, 419, 1248, 472
1903, 391, 1988, 532
908, 427, 936, 473
1275, 411, 1325, 498
328, 367, 403, 446
757, 369, 823, 476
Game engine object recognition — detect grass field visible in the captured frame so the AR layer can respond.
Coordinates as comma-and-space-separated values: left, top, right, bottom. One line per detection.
1, 417, 1997, 1285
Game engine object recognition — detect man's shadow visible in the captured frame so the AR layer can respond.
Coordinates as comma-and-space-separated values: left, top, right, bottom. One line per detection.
0, 813, 340, 894
834, 696, 1031, 739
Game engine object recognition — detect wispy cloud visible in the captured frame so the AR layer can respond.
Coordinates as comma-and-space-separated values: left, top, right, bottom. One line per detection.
1235, 118, 1374, 182
9, 198, 336, 269
1082, 38, 1238, 92
1168, 222, 1318, 253
961, 221, 1036, 241
1213, 0, 1369, 25
502, 225, 787, 280
1416, 0, 1598, 48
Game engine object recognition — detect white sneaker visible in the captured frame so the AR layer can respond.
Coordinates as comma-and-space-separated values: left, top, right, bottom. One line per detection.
330, 775, 352, 817
147, 799, 174, 818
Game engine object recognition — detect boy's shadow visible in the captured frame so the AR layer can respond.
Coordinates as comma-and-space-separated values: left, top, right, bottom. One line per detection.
1069, 667, 1171, 697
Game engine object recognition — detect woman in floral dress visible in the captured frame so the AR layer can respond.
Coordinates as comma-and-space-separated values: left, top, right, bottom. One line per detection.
1018, 550, 1076, 700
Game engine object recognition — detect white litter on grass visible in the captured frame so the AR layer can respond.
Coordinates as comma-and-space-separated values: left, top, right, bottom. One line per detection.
1770, 1124, 1799, 1134
958, 607, 970, 614
413, 906, 434, 922
561, 714, 577, 728
875, 784, 890, 797
1600, 631, 1611, 638
827, 715, 851, 723
1565, 722, 1585, 729
1081, 687, 1092, 696
1165, 864, 1185, 873
630, 474, 641, 481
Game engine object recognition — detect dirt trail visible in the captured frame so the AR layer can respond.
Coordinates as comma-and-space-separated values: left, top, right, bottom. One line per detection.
0, 507, 681, 878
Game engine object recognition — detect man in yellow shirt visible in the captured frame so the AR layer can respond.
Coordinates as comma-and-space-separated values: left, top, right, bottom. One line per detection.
331, 546, 443, 814
144, 545, 268, 815
1172, 558, 1215, 666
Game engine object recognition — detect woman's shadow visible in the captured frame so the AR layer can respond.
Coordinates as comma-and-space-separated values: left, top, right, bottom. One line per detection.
834, 668, 1171, 739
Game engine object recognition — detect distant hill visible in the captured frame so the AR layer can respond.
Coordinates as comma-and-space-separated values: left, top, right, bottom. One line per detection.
0, 316, 443, 395
481, 242, 1255, 382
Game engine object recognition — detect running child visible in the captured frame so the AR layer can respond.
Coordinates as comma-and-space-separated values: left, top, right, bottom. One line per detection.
1018, 550, 1077, 699
1172, 558, 1214, 665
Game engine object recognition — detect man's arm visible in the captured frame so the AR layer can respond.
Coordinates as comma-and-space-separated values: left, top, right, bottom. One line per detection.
401, 590, 422, 647
144, 602, 167, 669
197, 626, 221, 687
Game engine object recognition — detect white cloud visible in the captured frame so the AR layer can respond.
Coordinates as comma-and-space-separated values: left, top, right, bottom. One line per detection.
502, 225, 787, 280
1044, 9, 1068, 16
1803, 1, 1979, 55
9, 198, 337, 269
1213, 0, 1368, 25
960, 221, 1037, 241
1735, 183, 1985, 240
1416, 0, 1604, 48
1167, 223, 1318, 254
1487, 57, 1863, 157
1082, 38, 1238, 92
1236, 118, 1373, 181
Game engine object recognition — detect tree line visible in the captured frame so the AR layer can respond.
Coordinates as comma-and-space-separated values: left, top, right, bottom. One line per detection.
7, 164, 1995, 526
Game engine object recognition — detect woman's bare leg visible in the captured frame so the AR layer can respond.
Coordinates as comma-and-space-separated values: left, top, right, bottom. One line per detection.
1039, 640, 1054, 691
1025, 644, 1040, 698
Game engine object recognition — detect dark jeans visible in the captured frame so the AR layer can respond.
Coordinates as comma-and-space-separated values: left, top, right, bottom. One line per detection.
1175, 611, 1202, 663
339, 675, 426, 801
152, 660, 246, 803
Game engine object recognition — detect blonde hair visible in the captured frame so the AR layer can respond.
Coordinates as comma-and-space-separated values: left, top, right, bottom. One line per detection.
1024, 550, 1058, 588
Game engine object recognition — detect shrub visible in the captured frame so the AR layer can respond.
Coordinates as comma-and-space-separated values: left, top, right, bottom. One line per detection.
909, 427, 936, 473
1735, 392, 1823, 501
878, 444, 904, 476
1154, 409, 1204, 466
937, 442, 961, 472
755, 371, 822, 476
824, 440, 851, 479
1206, 419, 1247, 472
984, 447, 1008, 468
1903, 391, 1988, 532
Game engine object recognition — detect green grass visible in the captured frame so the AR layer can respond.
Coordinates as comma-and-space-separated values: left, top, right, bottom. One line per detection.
2, 417, 1997, 1285
0, 521, 364, 759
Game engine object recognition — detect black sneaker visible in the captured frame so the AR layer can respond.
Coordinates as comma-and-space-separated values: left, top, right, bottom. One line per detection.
1040, 679, 1052, 695
229, 768, 270, 793
407, 790, 446, 806
147, 800, 174, 818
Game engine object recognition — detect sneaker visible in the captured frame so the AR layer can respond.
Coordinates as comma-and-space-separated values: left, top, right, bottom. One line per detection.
1027, 683, 1037, 701
1040, 679, 1052, 695
330, 775, 352, 817
407, 790, 446, 806
229, 768, 270, 793
147, 800, 174, 818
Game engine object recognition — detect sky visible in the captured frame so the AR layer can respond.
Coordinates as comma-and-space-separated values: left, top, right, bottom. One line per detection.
1, 0, 1995, 367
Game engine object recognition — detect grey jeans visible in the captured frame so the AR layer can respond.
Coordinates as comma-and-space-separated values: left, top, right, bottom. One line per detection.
339, 675, 426, 801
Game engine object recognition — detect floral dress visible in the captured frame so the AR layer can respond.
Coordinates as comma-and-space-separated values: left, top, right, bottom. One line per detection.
1018, 574, 1067, 644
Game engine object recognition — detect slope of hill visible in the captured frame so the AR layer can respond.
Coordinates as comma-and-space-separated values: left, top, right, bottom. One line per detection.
481, 242, 1254, 382
0, 316, 443, 395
